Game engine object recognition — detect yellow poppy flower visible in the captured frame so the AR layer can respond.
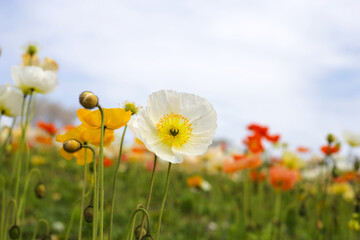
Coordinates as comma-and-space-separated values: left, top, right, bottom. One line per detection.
56, 125, 115, 165
77, 108, 131, 130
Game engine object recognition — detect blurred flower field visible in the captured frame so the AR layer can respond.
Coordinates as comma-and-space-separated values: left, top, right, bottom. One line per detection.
0, 44, 360, 240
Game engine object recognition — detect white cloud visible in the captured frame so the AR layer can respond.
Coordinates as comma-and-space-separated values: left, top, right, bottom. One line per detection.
1, 0, 360, 151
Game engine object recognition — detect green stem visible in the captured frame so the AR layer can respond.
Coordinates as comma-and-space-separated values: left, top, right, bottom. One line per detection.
79, 149, 89, 240
155, 162, 172, 240
0, 118, 16, 162
126, 206, 151, 240
97, 106, 105, 240
4, 199, 17, 240
109, 125, 127, 240
138, 155, 158, 239
82, 145, 97, 240
0, 176, 6, 240
271, 191, 282, 240
32, 218, 50, 240
17, 168, 42, 222
65, 205, 78, 240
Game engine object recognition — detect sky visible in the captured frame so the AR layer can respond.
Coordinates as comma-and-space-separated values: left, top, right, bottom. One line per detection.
1, 0, 360, 152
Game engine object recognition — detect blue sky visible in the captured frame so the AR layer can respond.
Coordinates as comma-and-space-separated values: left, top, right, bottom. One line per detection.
1, 0, 360, 152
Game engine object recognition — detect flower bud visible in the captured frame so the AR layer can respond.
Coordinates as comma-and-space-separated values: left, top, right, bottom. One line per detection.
35, 183, 46, 199
326, 134, 335, 144
63, 139, 82, 153
79, 91, 98, 109
25, 44, 39, 56
84, 205, 94, 223
354, 158, 360, 171
142, 234, 153, 240
332, 166, 340, 178
135, 225, 147, 239
9, 225, 21, 239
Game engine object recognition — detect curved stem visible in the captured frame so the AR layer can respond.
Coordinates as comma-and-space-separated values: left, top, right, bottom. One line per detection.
82, 145, 97, 240
4, 199, 17, 240
79, 149, 89, 240
32, 218, 50, 240
17, 168, 42, 222
97, 105, 105, 240
155, 162, 172, 240
126, 206, 151, 240
109, 125, 127, 240
138, 155, 157, 239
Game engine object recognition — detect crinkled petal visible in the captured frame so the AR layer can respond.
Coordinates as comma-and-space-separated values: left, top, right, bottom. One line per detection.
103, 108, 131, 130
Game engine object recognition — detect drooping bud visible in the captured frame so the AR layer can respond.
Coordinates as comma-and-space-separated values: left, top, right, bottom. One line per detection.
354, 158, 360, 171
9, 225, 21, 239
63, 139, 82, 153
142, 234, 153, 240
326, 134, 335, 144
35, 183, 46, 199
134, 225, 147, 239
332, 166, 340, 178
79, 91, 98, 109
298, 202, 307, 217
84, 205, 94, 223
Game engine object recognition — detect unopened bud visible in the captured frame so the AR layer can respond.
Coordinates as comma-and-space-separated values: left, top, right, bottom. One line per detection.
84, 205, 94, 223
79, 91, 98, 109
142, 234, 153, 240
354, 158, 360, 171
9, 225, 20, 239
327, 134, 335, 144
35, 183, 46, 199
332, 166, 340, 178
25, 44, 38, 56
63, 139, 82, 153
135, 225, 147, 239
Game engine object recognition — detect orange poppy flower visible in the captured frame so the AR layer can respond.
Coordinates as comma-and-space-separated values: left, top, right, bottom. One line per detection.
223, 154, 262, 173
244, 135, 264, 154
248, 124, 268, 137
77, 108, 131, 130
187, 176, 203, 189
320, 144, 340, 155
269, 165, 299, 191
56, 125, 115, 165
333, 171, 360, 183
37, 121, 57, 135
103, 157, 114, 167
250, 170, 266, 182
36, 136, 52, 145
297, 146, 310, 153
265, 134, 280, 143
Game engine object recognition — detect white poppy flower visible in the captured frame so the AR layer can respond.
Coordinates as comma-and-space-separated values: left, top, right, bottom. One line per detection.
0, 83, 23, 117
129, 90, 217, 163
11, 66, 58, 94
343, 131, 360, 147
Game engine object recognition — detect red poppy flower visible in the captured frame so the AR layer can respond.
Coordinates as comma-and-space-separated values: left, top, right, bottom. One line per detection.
244, 135, 264, 154
297, 146, 310, 153
265, 134, 280, 143
250, 170, 266, 182
320, 145, 340, 155
269, 165, 299, 191
37, 121, 57, 135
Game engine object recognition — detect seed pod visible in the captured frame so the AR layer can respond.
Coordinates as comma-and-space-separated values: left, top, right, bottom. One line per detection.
79, 91, 98, 109
9, 225, 20, 239
35, 183, 46, 199
84, 205, 94, 223
63, 139, 82, 153
135, 225, 147, 239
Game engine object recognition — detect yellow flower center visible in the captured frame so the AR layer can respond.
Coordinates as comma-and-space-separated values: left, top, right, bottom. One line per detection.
156, 113, 193, 148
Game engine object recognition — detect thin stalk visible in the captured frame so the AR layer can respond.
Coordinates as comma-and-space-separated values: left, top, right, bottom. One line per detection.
98, 105, 105, 240
82, 145, 97, 240
270, 191, 282, 240
65, 205, 78, 240
3, 199, 17, 240
109, 125, 127, 240
0, 118, 16, 161
138, 155, 158, 239
79, 149, 89, 240
126, 207, 151, 240
155, 162, 172, 240
32, 218, 50, 240
0, 176, 6, 240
